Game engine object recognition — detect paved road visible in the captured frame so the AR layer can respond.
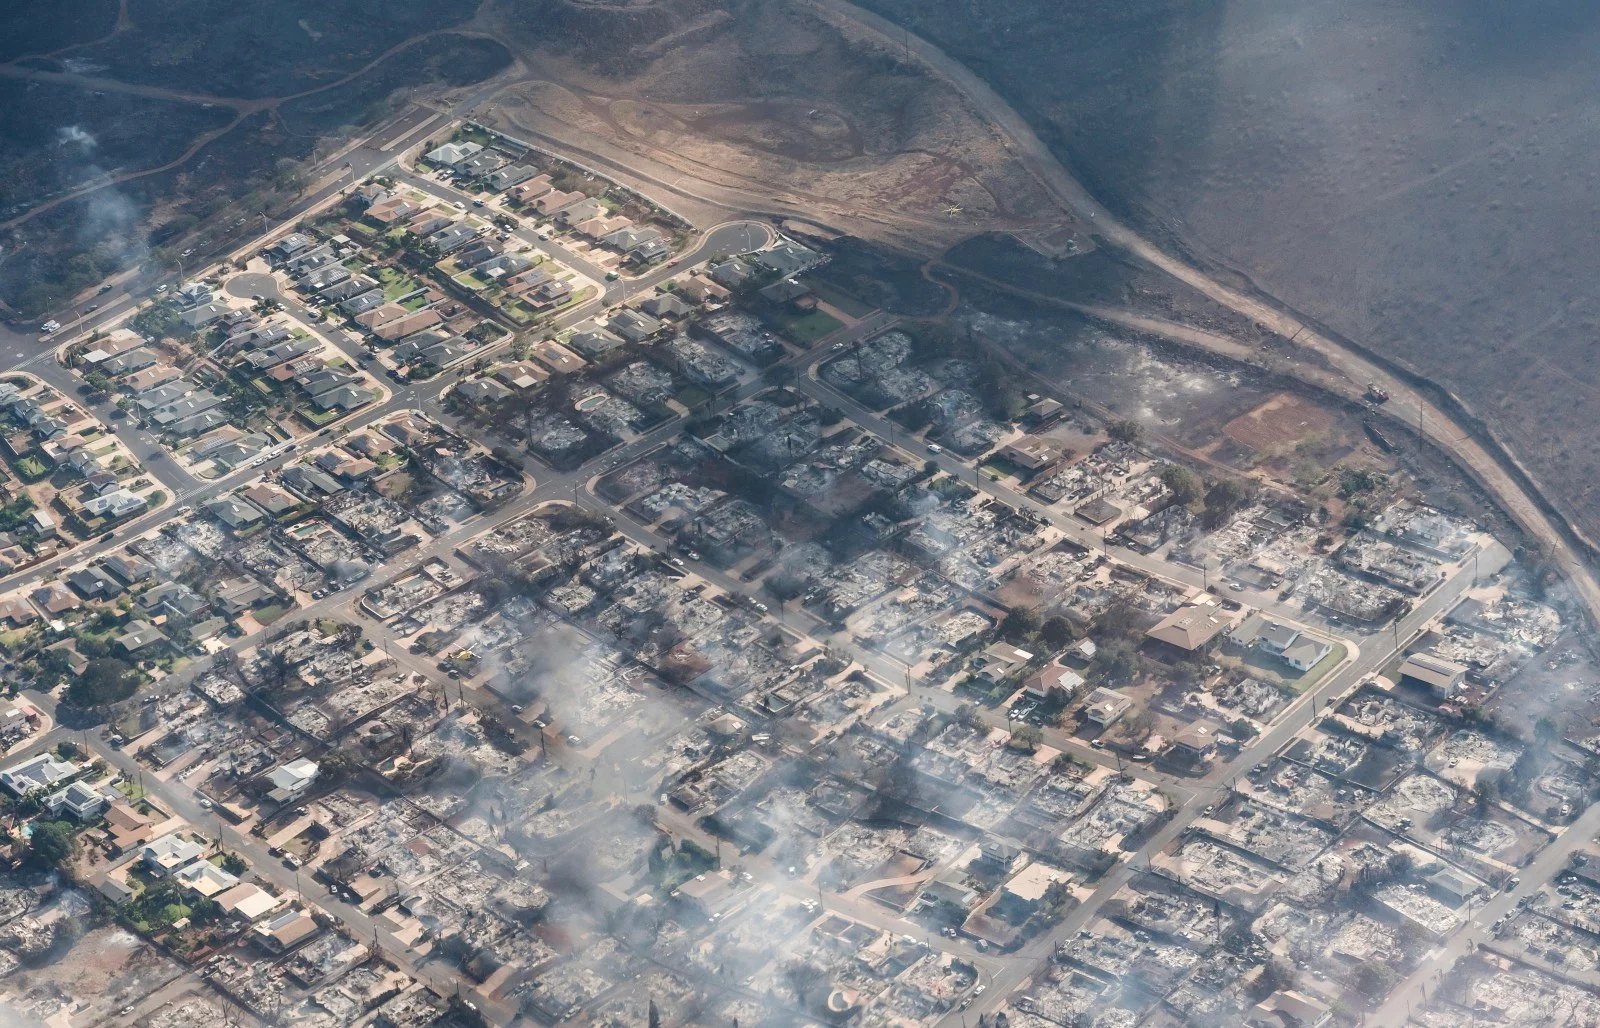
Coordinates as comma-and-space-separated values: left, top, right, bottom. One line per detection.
224, 272, 279, 301
390, 161, 775, 309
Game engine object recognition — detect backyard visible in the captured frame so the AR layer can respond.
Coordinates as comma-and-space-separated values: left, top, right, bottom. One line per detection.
770, 308, 843, 345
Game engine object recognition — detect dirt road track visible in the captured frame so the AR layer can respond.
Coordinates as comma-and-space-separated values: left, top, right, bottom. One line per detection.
814, 0, 1600, 626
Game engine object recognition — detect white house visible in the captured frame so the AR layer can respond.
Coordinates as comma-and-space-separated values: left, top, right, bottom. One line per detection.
1084, 687, 1133, 727
266, 758, 319, 803
425, 141, 483, 167
141, 833, 207, 876
1280, 634, 1332, 672
174, 858, 240, 898
1254, 621, 1332, 672
46, 780, 110, 820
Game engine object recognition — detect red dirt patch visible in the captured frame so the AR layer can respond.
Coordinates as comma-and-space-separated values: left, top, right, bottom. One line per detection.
1222, 392, 1335, 452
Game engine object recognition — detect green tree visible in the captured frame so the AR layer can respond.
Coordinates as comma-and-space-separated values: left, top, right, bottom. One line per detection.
1001, 606, 1041, 643
33, 647, 73, 689
954, 703, 984, 731
66, 658, 140, 708
1339, 467, 1382, 498
1090, 639, 1139, 685
27, 820, 75, 869
1201, 478, 1255, 529
1160, 465, 1203, 505
1009, 723, 1043, 752
1107, 419, 1141, 443
1040, 615, 1076, 651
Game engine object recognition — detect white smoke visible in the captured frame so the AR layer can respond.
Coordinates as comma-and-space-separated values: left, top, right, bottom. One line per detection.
56, 125, 97, 150
0, 1005, 47, 1028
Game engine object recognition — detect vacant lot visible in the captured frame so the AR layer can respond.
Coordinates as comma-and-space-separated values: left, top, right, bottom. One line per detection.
479, 0, 1079, 255
1, 0, 121, 62
854, 0, 1600, 545
0, 81, 235, 214
1223, 393, 1335, 454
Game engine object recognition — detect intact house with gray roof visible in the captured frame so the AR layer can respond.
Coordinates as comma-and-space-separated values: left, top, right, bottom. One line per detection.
428, 224, 480, 254
567, 324, 626, 359
147, 391, 225, 430
180, 302, 233, 329
207, 496, 268, 531
138, 582, 209, 619
117, 623, 169, 655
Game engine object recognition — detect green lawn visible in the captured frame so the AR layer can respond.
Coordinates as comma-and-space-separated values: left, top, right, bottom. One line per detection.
676, 386, 711, 409
114, 777, 148, 801
1293, 643, 1348, 692
254, 603, 288, 625
376, 266, 422, 300
14, 456, 47, 481
1226, 642, 1348, 695
500, 299, 538, 325
982, 455, 1031, 481
772, 308, 843, 345
808, 280, 875, 318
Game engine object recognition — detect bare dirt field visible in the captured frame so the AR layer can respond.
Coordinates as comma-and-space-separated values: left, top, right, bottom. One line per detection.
474, 0, 1082, 255
1223, 393, 1335, 455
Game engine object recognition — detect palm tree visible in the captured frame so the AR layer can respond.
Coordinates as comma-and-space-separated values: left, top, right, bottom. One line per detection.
260, 649, 296, 694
